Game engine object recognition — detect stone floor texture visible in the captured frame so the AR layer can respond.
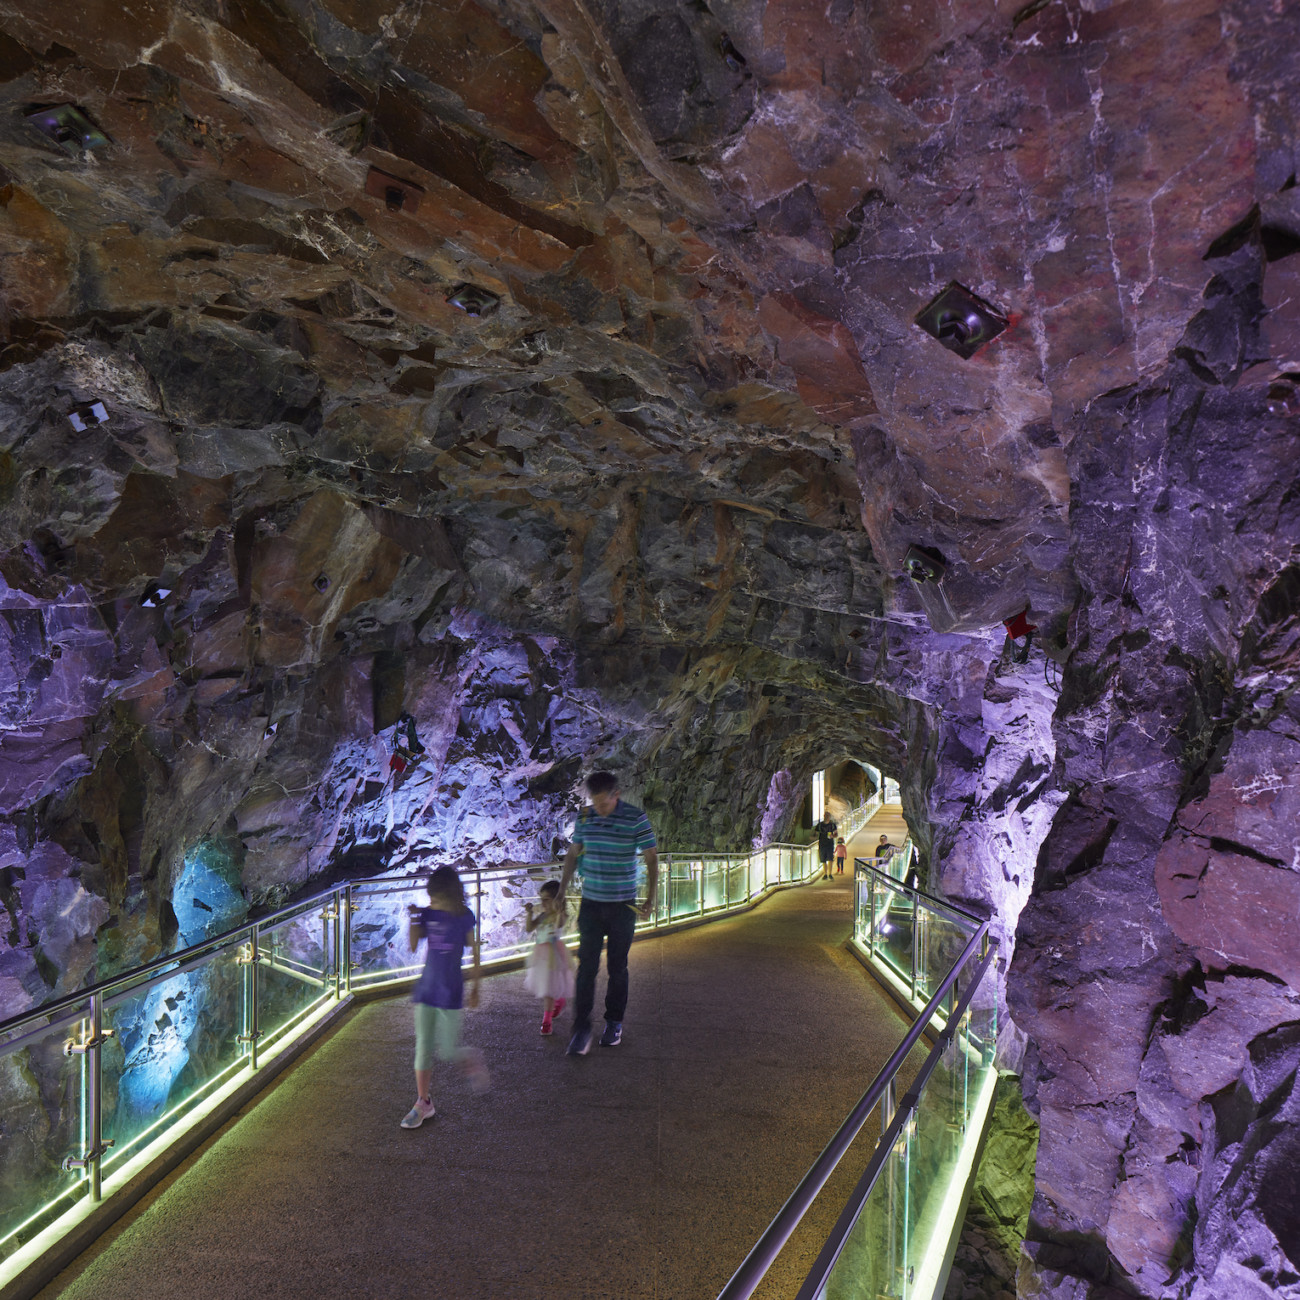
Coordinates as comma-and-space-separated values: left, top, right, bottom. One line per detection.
38, 814, 923, 1300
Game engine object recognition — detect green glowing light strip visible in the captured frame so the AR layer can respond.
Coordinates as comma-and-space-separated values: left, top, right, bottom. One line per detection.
99, 992, 333, 1174
0, 995, 341, 1294
101, 1052, 250, 1173
901, 1061, 998, 1300
0, 1181, 86, 1260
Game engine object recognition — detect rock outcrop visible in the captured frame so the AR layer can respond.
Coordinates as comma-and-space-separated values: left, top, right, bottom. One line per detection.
0, 0, 1295, 1295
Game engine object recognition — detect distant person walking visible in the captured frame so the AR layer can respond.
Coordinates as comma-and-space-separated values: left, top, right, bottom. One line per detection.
524, 880, 574, 1035
814, 812, 838, 880
558, 771, 659, 1055
401, 865, 489, 1129
835, 836, 847, 874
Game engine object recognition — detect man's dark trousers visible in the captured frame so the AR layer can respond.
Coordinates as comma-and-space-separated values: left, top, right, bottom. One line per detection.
573, 897, 636, 1032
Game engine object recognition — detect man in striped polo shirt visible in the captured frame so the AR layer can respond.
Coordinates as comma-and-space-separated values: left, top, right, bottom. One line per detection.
558, 771, 659, 1055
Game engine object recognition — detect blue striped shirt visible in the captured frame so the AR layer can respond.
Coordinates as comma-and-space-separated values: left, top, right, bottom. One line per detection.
571, 800, 657, 901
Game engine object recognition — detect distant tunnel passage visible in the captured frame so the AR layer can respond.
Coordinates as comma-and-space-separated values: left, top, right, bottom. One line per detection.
38, 874, 922, 1300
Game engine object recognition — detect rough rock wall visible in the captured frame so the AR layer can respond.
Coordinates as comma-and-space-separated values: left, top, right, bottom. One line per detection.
1009, 221, 1300, 1299
0, 0, 1294, 1297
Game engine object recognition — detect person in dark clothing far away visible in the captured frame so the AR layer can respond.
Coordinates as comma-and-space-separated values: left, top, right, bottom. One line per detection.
558, 772, 659, 1056
814, 813, 838, 879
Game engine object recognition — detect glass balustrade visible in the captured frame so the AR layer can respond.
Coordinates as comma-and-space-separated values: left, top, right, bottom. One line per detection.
818, 995, 998, 1300
0, 1003, 89, 1263
100, 945, 247, 1177
0, 810, 865, 1298
720, 846, 998, 1300
257, 904, 334, 1051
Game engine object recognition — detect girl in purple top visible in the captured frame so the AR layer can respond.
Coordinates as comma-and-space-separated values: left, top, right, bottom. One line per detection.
401, 866, 489, 1129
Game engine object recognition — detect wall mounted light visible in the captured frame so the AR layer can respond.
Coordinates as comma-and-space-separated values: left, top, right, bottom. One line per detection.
903, 545, 946, 584
313, 573, 331, 592
68, 401, 109, 432
446, 284, 500, 317
914, 283, 1008, 359
365, 166, 423, 214
25, 103, 110, 155
140, 585, 171, 608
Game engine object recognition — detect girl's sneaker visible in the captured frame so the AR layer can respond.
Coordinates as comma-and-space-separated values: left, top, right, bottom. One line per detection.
553, 998, 566, 1015
541, 1015, 553, 1035
400, 1098, 435, 1129
462, 1048, 491, 1093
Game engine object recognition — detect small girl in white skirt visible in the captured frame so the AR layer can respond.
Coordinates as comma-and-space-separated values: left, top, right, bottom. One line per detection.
524, 880, 575, 1035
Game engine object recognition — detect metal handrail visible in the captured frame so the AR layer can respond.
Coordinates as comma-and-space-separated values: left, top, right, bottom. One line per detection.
716, 915, 990, 1300
794, 943, 998, 1300
0, 881, 343, 1043
0, 831, 842, 1043
855, 858, 984, 928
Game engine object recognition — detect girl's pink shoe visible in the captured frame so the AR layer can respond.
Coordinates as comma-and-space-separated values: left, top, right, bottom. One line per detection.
553, 998, 566, 1015
541, 1015, 553, 1035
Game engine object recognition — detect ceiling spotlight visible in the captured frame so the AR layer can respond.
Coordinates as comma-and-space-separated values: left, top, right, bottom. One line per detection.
364, 166, 423, 214
68, 401, 109, 432
25, 103, 110, 155
914, 282, 1008, 360
903, 545, 946, 584
446, 284, 500, 317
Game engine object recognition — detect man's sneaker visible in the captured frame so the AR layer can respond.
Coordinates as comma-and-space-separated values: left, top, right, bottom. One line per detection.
566, 1024, 592, 1055
599, 1021, 622, 1047
400, 1098, 435, 1129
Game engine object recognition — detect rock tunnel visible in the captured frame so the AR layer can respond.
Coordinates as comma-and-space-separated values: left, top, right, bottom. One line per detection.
0, 0, 1297, 1296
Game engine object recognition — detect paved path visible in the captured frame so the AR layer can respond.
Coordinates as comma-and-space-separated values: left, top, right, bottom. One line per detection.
40, 811, 920, 1300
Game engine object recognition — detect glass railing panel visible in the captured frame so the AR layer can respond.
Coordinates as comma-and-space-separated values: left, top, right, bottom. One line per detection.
702, 859, 727, 911
100, 946, 246, 1174
916, 911, 971, 1016
727, 859, 748, 906
349, 882, 425, 988
821, 1126, 908, 1300
257, 907, 332, 1048
669, 863, 699, 920
875, 887, 916, 985
0, 1004, 89, 1261
656, 866, 672, 923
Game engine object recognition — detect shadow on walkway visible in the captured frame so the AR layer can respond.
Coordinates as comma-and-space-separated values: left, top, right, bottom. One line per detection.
39, 855, 922, 1300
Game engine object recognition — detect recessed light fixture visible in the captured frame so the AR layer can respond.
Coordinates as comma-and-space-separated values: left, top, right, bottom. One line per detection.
446, 284, 500, 317
365, 166, 423, 214
25, 103, 110, 155
68, 401, 109, 432
313, 573, 331, 592
903, 545, 946, 584
914, 282, 1008, 359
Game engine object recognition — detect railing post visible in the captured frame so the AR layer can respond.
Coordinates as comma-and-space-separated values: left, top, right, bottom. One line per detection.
344, 884, 355, 994
475, 870, 483, 951
238, 924, 262, 1069
332, 890, 343, 999
698, 861, 705, 917
868, 874, 877, 958
909, 895, 920, 1003
61, 991, 114, 1201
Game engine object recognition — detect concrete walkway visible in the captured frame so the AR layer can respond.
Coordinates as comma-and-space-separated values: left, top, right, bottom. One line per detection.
39, 812, 920, 1300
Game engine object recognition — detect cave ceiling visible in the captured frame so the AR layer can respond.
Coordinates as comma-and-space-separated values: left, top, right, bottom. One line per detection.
3, 5, 1300, 1297
0, 0, 1295, 913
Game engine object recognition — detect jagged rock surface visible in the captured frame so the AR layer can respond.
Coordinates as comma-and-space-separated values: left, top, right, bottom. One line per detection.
0, 0, 1294, 1296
